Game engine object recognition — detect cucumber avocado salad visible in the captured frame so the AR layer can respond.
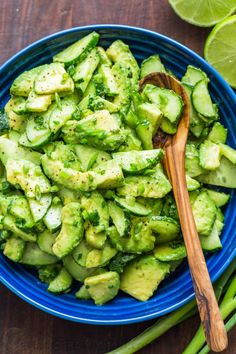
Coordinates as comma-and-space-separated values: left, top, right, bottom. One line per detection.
0, 31, 236, 306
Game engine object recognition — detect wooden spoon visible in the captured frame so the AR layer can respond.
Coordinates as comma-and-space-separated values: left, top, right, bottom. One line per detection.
139, 72, 228, 352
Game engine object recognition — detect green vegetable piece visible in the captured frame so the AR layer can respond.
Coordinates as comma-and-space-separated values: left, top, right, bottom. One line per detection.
118, 128, 142, 152
84, 271, 120, 305
49, 99, 77, 134
85, 241, 117, 268
97, 46, 112, 66
153, 240, 186, 262
206, 189, 230, 207
109, 253, 137, 274
186, 175, 201, 191
37, 230, 57, 255
181, 65, 207, 87
112, 149, 164, 174
160, 118, 177, 135
85, 224, 107, 249
96, 63, 119, 96
192, 79, 216, 118
0, 137, 42, 166
28, 194, 52, 223
199, 140, 221, 170
112, 194, 151, 216
0, 109, 9, 133
192, 191, 217, 236
81, 191, 109, 233
74, 144, 111, 171
111, 63, 132, 115
53, 32, 99, 65
3, 237, 25, 262
117, 166, 171, 199
149, 216, 180, 244
38, 264, 61, 284
107, 40, 139, 88
63, 254, 98, 282
25, 90, 52, 112
3, 215, 36, 242
140, 55, 166, 78
52, 202, 84, 258
120, 255, 170, 301
34, 63, 74, 95
136, 120, 153, 149
48, 267, 72, 294
208, 122, 227, 144
75, 284, 91, 300
185, 144, 204, 177
200, 222, 222, 252
73, 48, 100, 92
197, 156, 236, 188
43, 202, 62, 232
108, 201, 130, 237
137, 102, 163, 135
21, 242, 58, 265
6, 159, 51, 198
10, 65, 46, 97
219, 143, 236, 164
25, 114, 51, 148
4, 99, 26, 132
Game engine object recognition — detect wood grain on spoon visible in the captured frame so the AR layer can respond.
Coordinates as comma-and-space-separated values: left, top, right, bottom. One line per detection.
139, 72, 228, 352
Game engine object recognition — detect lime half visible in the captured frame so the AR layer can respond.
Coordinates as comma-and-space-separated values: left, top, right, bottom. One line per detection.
169, 0, 236, 27
205, 15, 236, 88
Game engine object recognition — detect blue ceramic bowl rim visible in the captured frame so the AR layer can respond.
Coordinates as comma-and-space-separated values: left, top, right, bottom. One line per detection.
0, 24, 236, 325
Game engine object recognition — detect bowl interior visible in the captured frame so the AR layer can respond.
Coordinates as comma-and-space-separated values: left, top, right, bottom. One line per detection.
0, 25, 236, 325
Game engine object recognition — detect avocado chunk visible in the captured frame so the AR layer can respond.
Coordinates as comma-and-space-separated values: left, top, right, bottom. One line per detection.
112, 149, 163, 174
2, 215, 36, 242
4, 99, 26, 132
0, 109, 9, 133
6, 159, 51, 198
111, 63, 132, 115
185, 144, 204, 177
48, 98, 78, 134
10, 65, 47, 97
85, 241, 117, 268
192, 191, 217, 236
186, 175, 201, 191
42, 156, 124, 192
52, 202, 84, 258
85, 224, 107, 249
75, 284, 91, 300
153, 240, 186, 262
84, 271, 120, 305
206, 189, 230, 207
117, 166, 171, 199
120, 255, 170, 301
3, 236, 25, 262
48, 267, 72, 294
34, 63, 74, 95
108, 217, 155, 253
25, 90, 52, 112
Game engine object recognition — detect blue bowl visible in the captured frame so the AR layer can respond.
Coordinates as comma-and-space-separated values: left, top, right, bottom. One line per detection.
0, 25, 236, 325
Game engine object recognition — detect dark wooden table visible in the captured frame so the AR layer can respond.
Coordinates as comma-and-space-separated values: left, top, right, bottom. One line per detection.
0, 1, 235, 353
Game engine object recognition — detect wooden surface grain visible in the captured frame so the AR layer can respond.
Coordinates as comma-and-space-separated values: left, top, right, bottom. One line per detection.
0, 1, 235, 353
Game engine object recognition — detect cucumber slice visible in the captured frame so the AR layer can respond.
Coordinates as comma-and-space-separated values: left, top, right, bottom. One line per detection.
4, 237, 25, 262
200, 222, 222, 252
49, 100, 77, 133
63, 254, 98, 282
182, 65, 207, 87
74, 144, 111, 171
186, 175, 201, 191
219, 143, 236, 164
136, 120, 153, 150
53, 32, 99, 65
160, 117, 177, 135
48, 267, 72, 294
26, 115, 51, 147
192, 191, 217, 236
28, 194, 52, 222
112, 195, 151, 216
43, 203, 62, 231
153, 240, 186, 262
108, 201, 130, 237
75, 285, 91, 300
192, 79, 216, 118
197, 156, 236, 188
112, 149, 163, 174
199, 140, 221, 170
149, 216, 180, 243
21, 242, 58, 265
140, 55, 166, 78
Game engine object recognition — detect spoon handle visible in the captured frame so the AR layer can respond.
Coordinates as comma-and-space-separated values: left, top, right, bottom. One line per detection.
164, 142, 228, 353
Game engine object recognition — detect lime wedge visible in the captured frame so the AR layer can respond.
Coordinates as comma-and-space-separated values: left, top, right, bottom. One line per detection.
169, 0, 236, 27
204, 15, 236, 88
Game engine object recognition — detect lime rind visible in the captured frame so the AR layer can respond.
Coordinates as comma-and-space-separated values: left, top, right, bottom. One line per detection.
204, 15, 236, 88
169, 0, 236, 27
